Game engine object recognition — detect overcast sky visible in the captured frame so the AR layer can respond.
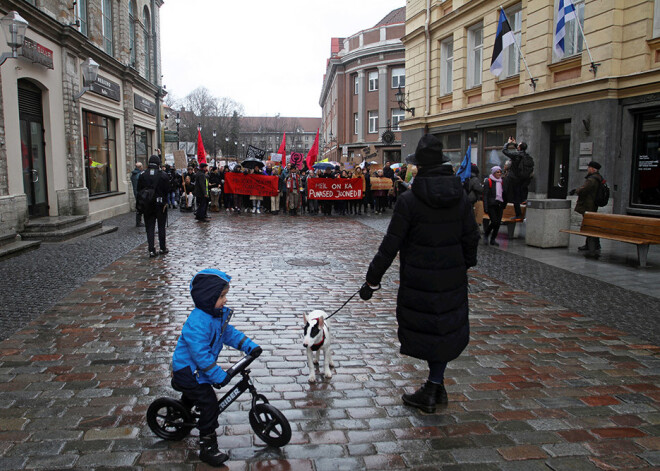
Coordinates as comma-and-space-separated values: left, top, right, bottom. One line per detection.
160, 0, 404, 118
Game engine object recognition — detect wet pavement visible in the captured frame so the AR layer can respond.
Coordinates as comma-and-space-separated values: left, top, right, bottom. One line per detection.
0, 211, 659, 470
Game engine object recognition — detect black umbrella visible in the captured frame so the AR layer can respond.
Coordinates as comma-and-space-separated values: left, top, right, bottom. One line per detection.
242, 158, 265, 169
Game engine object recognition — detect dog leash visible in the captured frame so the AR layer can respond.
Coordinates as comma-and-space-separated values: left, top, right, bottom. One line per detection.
325, 283, 381, 320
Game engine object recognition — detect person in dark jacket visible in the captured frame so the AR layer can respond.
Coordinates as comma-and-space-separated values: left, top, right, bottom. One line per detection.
130, 162, 144, 227
483, 166, 506, 246
137, 155, 170, 257
570, 161, 604, 256
502, 137, 534, 218
172, 268, 260, 467
195, 163, 210, 222
466, 164, 483, 205
208, 166, 222, 212
364, 134, 480, 413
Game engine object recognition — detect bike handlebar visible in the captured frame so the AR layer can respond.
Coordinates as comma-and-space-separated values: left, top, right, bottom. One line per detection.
223, 347, 262, 380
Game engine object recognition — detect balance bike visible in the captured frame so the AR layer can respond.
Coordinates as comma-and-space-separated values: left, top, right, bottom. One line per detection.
146, 349, 291, 447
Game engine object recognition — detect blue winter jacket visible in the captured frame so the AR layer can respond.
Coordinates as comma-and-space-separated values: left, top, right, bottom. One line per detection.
171, 269, 258, 386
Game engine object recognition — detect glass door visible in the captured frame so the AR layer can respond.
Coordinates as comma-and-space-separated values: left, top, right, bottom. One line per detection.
548, 121, 571, 199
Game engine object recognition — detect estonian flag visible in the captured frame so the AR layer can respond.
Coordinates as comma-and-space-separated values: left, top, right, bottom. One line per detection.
490, 10, 515, 77
456, 141, 472, 183
554, 0, 577, 59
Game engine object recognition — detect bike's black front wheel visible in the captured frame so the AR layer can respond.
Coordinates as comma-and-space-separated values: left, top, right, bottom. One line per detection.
249, 403, 291, 447
146, 397, 194, 441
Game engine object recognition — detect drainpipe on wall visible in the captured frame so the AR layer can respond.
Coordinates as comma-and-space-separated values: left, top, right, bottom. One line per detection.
151, 0, 161, 150
425, 0, 431, 117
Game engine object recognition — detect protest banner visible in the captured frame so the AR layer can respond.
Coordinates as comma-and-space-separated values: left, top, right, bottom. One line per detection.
173, 150, 187, 170
307, 178, 362, 200
224, 173, 278, 197
370, 177, 394, 191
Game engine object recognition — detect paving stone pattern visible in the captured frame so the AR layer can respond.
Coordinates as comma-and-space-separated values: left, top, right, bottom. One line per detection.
0, 212, 659, 470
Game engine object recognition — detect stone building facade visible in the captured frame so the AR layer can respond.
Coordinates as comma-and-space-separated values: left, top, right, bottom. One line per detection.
0, 0, 163, 237
320, 7, 406, 166
401, 0, 660, 217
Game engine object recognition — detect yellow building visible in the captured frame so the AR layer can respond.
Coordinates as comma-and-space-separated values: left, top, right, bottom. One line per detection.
401, 0, 660, 216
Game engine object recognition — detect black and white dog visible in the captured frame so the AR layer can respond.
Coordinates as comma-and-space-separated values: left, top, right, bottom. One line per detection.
303, 310, 334, 383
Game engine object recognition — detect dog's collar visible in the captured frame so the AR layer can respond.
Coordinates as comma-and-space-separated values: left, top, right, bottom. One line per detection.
310, 332, 325, 351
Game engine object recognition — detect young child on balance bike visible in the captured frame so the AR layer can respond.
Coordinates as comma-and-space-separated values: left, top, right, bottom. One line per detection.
171, 268, 260, 467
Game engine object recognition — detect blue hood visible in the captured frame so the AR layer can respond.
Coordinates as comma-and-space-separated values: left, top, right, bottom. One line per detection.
189, 269, 231, 317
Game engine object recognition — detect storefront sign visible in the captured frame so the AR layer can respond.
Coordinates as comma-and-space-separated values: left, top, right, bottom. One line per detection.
90, 75, 121, 102
224, 173, 279, 197
579, 142, 593, 155
20, 38, 53, 69
134, 94, 156, 116
638, 155, 659, 171
307, 178, 362, 200
164, 131, 178, 142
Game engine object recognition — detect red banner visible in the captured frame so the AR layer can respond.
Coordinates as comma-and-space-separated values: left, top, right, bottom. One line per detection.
224, 173, 279, 197
307, 178, 363, 200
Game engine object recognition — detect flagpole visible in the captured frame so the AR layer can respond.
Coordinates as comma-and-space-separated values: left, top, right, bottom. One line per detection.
499, 6, 537, 91
573, 7, 600, 76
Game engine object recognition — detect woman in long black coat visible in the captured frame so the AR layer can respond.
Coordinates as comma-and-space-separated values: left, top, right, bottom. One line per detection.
365, 134, 480, 413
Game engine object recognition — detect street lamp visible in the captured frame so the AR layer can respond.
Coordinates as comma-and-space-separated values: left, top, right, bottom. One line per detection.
234, 141, 238, 159
224, 137, 229, 159
212, 129, 217, 158
175, 112, 181, 150
197, 123, 202, 132
396, 86, 415, 117
73, 57, 100, 100
0, 11, 28, 67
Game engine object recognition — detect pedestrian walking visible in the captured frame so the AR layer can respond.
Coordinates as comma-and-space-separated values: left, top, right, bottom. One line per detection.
502, 137, 534, 219
570, 161, 604, 256
195, 163, 210, 222
130, 162, 144, 227
137, 155, 169, 257
364, 134, 480, 413
483, 166, 506, 246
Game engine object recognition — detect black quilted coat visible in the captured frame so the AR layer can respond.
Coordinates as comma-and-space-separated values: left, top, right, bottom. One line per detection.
366, 165, 480, 362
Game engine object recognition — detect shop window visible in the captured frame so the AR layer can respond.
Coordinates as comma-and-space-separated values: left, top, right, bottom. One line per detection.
484, 125, 517, 170
134, 126, 153, 169
438, 132, 462, 165
83, 111, 118, 196
632, 112, 660, 208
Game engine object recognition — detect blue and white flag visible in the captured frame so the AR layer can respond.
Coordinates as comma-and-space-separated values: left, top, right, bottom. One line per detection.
554, 0, 577, 59
490, 10, 515, 76
456, 141, 472, 183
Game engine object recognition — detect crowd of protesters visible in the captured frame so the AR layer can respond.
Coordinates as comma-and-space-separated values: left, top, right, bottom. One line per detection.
156, 160, 415, 217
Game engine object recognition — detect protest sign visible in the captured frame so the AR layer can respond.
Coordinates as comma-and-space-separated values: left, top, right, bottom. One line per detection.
370, 177, 394, 191
173, 150, 187, 170
307, 178, 363, 200
224, 173, 278, 197
289, 152, 305, 170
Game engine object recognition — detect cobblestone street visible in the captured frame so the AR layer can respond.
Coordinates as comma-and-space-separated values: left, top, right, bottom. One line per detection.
1, 212, 659, 470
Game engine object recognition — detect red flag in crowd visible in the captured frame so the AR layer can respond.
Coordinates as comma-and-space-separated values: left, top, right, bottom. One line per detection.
306, 128, 319, 169
277, 132, 286, 167
197, 129, 207, 165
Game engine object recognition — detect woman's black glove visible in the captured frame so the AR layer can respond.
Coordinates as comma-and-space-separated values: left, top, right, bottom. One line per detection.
359, 282, 380, 301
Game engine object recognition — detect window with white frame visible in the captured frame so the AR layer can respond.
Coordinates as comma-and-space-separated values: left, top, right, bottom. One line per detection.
368, 111, 378, 133
354, 75, 359, 94
391, 109, 405, 131
368, 71, 378, 91
78, 0, 88, 36
391, 67, 405, 88
354, 113, 358, 134
503, 5, 522, 78
440, 37, 454, 96
655, 0, 660, 38
102, 0, 113, 56
554, 0, 585, 59
467, 23, 483, 89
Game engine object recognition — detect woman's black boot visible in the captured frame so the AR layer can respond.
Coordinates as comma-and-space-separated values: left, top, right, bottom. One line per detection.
402, 381, 439, 413
199, 433, 228, 467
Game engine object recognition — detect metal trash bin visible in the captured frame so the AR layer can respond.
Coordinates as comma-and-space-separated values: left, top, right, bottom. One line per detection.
525, 199, 571, 248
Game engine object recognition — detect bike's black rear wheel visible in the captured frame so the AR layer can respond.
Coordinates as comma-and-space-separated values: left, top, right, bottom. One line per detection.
146, 397, 194, 441
249, 403, 291, 447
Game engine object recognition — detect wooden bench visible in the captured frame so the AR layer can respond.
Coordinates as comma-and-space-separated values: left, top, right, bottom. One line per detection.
560, 212, 660, 267
474, 201, 526, 239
